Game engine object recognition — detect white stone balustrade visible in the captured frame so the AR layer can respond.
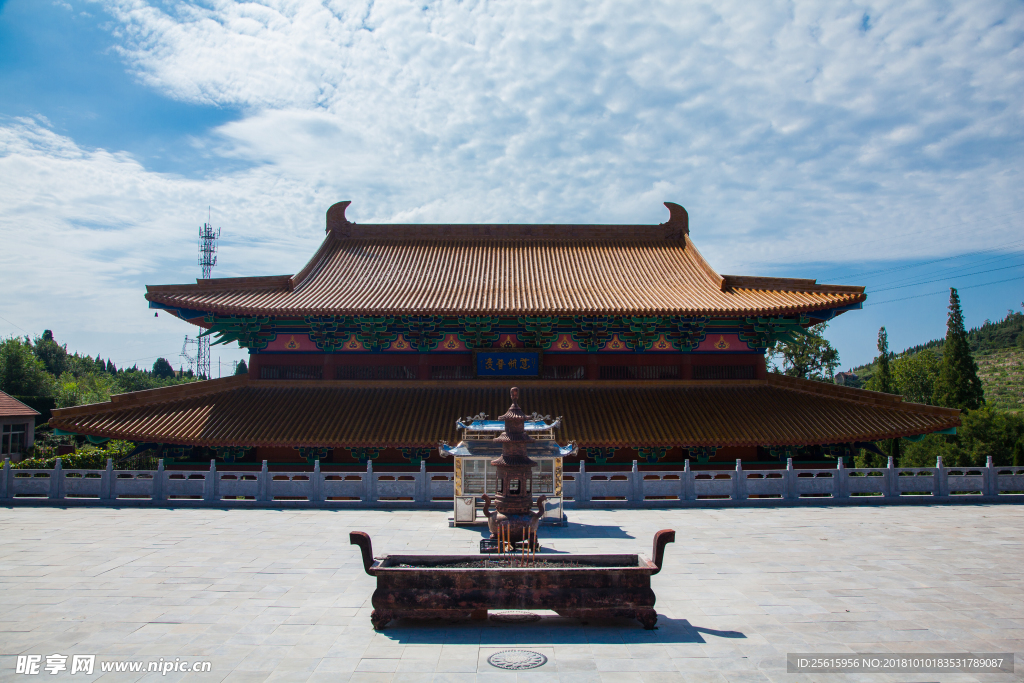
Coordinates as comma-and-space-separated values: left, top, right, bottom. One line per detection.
568, 456, 1022, 505
1, 456, 1020, 507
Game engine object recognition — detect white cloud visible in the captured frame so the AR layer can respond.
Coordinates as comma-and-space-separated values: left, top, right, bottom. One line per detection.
0, 117, 324, 365
92, 0, 1022, 250
1, 0, 1022, 365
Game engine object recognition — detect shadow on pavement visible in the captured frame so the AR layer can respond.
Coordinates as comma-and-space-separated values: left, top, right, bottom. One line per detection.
374, 613, 745, 645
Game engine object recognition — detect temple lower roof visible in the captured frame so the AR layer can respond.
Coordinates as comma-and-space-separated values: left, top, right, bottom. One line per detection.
48, 374, 959, 449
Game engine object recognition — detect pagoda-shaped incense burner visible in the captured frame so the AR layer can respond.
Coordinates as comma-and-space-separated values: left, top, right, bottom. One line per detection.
482, 387, 546, 544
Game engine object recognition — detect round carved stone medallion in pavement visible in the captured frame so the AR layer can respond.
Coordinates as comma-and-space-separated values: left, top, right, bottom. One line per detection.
487, 649, 548, 670
489, 611, 542, 623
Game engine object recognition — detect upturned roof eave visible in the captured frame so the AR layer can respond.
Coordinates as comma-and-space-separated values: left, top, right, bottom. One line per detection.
142, 293, 867, 321
141, 217, 867, 321
44, 420, 960, 451
47, 374, 960, 450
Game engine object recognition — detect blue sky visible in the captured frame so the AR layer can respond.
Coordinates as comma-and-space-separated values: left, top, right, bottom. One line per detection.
0, 0, 1021, 374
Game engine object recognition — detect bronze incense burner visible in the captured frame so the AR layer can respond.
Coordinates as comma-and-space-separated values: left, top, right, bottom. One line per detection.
481, 387, 546, 547
350, 529, 675, 630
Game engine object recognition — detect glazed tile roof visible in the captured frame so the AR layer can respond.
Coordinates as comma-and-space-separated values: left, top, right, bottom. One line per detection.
145, 204, 865, 318
0, 390, 40, 417
49, 374, 958, 448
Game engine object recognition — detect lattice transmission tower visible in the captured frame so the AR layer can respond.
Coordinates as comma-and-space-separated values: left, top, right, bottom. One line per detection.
180, 336, 197, 376
196, 210, 220, 379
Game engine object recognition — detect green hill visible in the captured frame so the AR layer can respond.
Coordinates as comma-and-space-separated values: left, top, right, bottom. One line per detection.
975, 348, 1024, 413
850, 311, 1024, 412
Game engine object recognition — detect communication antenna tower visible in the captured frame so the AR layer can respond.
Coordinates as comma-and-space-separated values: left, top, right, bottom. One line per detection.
199, 208, 221, 279
195, 208, 220, 379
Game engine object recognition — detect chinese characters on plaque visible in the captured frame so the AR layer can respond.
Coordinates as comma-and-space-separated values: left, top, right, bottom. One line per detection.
475, 351, 541, 377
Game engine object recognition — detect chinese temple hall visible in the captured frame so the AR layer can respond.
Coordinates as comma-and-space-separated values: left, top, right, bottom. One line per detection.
50, 201, 959, 477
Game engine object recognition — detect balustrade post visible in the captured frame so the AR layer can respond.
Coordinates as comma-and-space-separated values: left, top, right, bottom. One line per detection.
415, 460, 426, 503
101, 458, 114, 501
258, 460, 269, 502
834, 457, 849, 499
935, 456, 948, 497
365, 460, 376, 504
631, 460, 641, 503
578, 460, 590, 504
785, 458, 798, 500
1, 457, 9, 500
204, 459, 217, 503
984, 455, 997, 496
886, 456, 897, 497
682, 459, 695, 501
152, 458, 165, 502
49, 458, 63, 500
311, 459, 323, 504
733, 459, 747, 500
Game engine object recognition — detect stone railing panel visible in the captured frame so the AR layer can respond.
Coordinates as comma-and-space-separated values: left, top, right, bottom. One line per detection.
795, 471, 836, 496
560, 473, 577, 501
61, 472, 103, 498
693, 474, 733, 498
165, 472, 206, 499
428, 473, 454, 500
847, 471, 887, 495
324, 474, 365, 501
269, 474, 312, 500
375, 474, 416, 500
996, 469, 1024, 493
589, 474, 632, 500
218, 473, 260, 499
11, 471, 52, 497
114, 472, 156, 499
745, 473, 784, 497
897, 469, 937, 494
946, 471, 985, 494
641, 474, 680, 499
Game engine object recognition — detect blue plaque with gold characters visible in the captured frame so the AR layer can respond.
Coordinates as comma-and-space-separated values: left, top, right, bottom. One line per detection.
474, 350, 542, 377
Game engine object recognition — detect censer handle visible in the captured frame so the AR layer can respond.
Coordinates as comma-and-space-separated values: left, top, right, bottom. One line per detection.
350, 531, 375, 575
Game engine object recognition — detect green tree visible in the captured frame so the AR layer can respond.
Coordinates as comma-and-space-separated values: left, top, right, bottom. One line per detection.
152, 357, 175, 379
891, 349, 940, 405
32, 334, 68, 377
115, 368, 157, 393
766, 322, 840, 382
933, 288, 985, 410
902, 407, 1024, 468
865, 327, 893, 393
0, 336, 52, 396
234, 359, 248, 375
53, 371, 111, 408
864, 327, 899, 463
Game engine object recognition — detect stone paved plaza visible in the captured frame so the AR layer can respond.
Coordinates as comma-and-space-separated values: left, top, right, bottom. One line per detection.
0, 505, 1021, 683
